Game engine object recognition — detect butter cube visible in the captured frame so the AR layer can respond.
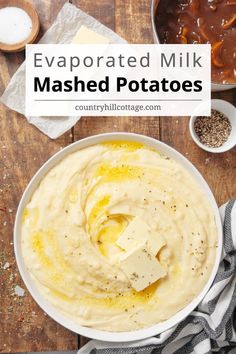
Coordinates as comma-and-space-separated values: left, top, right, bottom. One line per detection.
72, 25, 110, 44
116, 217, 165, 255
119, 244, 166, 291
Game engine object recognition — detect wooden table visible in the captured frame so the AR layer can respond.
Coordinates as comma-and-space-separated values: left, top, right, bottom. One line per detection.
0, 0, 235, 352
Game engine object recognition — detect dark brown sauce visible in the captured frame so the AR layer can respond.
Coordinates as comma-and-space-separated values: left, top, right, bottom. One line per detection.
155, 0, 236, 84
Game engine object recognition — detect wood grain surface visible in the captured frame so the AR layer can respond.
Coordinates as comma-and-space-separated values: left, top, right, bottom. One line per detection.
0, 0, 235, 352
0, 1, 77, 353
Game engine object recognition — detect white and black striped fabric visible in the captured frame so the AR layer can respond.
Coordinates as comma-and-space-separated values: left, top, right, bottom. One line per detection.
78, 199, 236, 354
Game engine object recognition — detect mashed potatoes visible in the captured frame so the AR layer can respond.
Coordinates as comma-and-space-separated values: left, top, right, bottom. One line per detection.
21, 141, 217, 331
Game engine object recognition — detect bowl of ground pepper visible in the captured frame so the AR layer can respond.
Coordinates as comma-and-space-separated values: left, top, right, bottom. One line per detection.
189, 99, 236, 153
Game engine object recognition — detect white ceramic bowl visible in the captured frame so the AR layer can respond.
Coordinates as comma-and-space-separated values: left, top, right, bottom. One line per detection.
14, 133, 222, 342
189, 99, 236, 153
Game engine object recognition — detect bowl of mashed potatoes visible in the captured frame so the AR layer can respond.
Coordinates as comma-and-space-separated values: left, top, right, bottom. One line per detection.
14, 133, 222, 342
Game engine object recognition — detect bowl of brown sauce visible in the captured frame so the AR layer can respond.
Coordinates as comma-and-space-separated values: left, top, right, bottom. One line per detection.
151, 0, 236, 91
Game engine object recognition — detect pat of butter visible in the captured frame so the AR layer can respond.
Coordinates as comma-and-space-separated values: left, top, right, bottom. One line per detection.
119, 244, 166, 292
71, 25, 110, 44
116, 217, 165, 255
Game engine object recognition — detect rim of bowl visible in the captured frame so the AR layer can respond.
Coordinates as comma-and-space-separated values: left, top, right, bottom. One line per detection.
150, 0, 236, 88
14, 132, 223, 342
189, 99, 236, 153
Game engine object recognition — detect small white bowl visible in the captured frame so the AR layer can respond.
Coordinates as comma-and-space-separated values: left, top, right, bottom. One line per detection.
189, 99, 236, 153
14, 133, 222, 342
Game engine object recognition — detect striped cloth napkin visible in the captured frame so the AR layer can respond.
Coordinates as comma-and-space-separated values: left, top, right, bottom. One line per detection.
78, 199, 236, 354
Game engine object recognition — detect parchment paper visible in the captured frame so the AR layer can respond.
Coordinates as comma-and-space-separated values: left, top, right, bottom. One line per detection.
1, 2, 126, 139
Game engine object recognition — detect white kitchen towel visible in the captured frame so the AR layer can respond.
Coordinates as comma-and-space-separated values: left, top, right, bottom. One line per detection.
78, 198, 236, 354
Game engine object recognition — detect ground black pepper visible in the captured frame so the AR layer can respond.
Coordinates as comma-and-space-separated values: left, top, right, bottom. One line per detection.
194, 109, 232, 148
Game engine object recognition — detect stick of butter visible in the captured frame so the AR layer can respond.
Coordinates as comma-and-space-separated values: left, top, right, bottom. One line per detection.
71, 25, 110, 44
116, 217, 166, 255
119, 243, 166, 292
